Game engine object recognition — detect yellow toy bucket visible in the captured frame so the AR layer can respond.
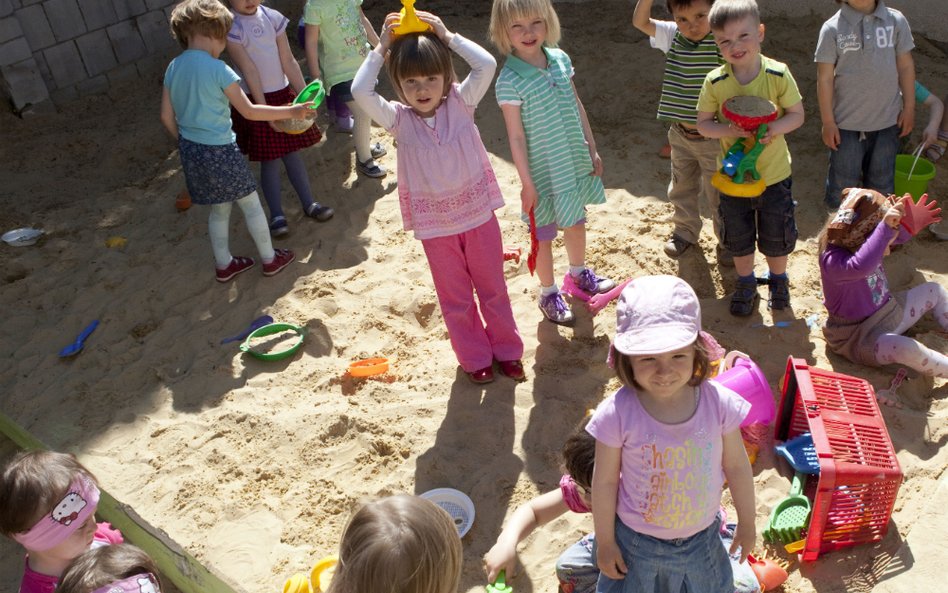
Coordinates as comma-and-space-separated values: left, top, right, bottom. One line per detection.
894, 153, 935, 201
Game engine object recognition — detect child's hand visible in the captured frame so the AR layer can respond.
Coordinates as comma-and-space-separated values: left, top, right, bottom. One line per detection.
821, 121, 840, 150
483, 541, 517, 583
882, 200, 905, 230
416, 11, 450, 41
520, 185, 539, 215
728, 522, 755, 563
726, 122, 752, 139
589, 150, 603, 177
898, 105, 915, 138
596, 540, 628, 580
378, 13, 400, 51
282, 102, 317, 122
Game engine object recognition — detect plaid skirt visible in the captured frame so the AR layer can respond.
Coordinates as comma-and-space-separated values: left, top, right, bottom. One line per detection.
231, 85, 322, 161
179, 137, 257, 205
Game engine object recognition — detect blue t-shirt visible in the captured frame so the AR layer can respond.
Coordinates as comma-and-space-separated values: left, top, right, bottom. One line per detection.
164, 50, 242, 145
915, 80, 930, 104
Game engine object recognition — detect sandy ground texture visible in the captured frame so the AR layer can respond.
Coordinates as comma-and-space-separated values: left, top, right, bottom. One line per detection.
1, 2, 947, 593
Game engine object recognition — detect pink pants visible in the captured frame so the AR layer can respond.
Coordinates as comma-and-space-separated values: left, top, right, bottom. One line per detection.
422, 216, 524, 372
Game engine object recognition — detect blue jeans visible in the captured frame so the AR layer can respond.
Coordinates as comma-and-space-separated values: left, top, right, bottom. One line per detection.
557, 534, 597, 593
824, 125, 899, 208
718, 178, 797, 258
596, 516, 732, 593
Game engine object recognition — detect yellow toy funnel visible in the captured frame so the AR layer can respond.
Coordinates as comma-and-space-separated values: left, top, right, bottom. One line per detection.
393, 0, 430, 35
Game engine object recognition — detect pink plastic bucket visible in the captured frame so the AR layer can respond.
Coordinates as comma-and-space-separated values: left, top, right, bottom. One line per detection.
710, 351, 775, 427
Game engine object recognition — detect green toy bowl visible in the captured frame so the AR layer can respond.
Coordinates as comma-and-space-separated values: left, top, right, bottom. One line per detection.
294, 79, 326, 109
239, 322, 305, 361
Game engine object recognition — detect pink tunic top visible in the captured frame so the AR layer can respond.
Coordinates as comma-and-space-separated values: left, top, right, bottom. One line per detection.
389, 87, 505, 239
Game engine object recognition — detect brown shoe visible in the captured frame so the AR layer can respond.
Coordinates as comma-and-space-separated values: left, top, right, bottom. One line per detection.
498, 359, 526, 381
468, 366, 495, 384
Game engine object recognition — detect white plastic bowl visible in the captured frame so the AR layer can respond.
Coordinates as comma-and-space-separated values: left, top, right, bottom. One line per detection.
2, 228, 44, 246
420, 488, 475, 537
930, 220, 948, 241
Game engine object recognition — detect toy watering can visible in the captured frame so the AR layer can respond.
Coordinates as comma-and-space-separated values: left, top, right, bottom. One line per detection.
710, 351, 775, 427
393, 0, 430, 35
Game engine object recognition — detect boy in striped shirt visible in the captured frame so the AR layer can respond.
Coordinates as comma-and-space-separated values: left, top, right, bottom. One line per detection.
633, 0, 727, 262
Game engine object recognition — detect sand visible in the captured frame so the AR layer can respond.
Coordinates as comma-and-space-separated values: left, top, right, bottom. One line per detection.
1, 2, 946, 593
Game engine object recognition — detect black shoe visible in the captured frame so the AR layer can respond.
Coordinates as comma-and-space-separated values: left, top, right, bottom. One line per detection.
768, 275, 790, 310
730, 277, 760, 317
715, 244, 735, 267
306, 202, 334, 222
663, 235, 692, 258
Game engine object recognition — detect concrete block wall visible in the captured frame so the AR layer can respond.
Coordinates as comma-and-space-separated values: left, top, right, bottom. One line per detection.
0, 0, 177, 113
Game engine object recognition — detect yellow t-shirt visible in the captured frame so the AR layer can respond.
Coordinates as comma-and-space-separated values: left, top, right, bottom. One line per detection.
697, 55, 802, 188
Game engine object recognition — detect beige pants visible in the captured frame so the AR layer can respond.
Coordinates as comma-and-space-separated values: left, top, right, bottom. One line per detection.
667, 123, 722, 245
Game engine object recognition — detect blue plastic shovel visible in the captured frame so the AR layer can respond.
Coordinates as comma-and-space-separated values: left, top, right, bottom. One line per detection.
59, 320, 100, 357
221, 315, 273, 345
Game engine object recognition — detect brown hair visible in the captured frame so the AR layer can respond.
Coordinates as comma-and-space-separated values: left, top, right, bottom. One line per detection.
327, 495, 462, 593
0, 450, 98, 536
668, 0, 715, 13
708, 0, 759, 31
386, 32, 456, 104
55, 544, 160, 593
561, 416, 595, 491
613, 338, 713, 391
489, 0, 562, 55
169, 0, 233, 49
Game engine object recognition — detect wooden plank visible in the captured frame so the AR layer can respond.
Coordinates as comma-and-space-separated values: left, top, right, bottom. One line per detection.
0, 410, 248, 593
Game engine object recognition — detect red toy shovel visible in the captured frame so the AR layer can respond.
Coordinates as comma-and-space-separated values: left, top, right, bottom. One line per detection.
527, 208, 539, 276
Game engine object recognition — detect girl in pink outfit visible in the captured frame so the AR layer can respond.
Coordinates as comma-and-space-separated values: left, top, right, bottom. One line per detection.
352, 11, 524, 385
0, 451, 123, 593
588, 275, 756, 593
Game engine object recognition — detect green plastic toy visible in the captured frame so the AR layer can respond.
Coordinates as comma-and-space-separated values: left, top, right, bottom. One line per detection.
764, 471, 811, 544
239, 322, 305, 361
486, 570, 512, 593
293, 79, 326, 109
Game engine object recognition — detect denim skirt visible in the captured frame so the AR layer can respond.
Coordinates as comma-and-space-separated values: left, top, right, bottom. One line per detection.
597, 515, 732, 593
179, 137, 257, 205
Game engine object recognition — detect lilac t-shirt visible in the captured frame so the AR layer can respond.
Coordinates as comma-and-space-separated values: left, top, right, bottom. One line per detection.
819, 221, 910, 320
587, 381, 748, 540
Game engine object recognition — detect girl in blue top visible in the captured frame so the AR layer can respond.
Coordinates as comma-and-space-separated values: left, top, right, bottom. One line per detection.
160, 0, 310, 282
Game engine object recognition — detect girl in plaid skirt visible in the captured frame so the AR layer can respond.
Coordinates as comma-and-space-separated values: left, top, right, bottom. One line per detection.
227, 0, 334, 237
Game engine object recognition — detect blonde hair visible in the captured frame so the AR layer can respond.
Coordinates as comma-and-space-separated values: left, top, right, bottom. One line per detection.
708, 0, 759, 31
56, 544, 160, 593
386, 32, 457, 104
489, 0, 561, 55
0, 450, 98, 536
169, 0, 233, 49
612, 338, 713, 391
327, 495, 462, 593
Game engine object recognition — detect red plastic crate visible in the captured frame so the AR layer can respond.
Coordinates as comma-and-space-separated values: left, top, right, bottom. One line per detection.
773, 357, 902, 561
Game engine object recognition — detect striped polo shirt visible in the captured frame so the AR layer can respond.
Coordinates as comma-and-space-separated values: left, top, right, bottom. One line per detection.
651, 20, 722, 124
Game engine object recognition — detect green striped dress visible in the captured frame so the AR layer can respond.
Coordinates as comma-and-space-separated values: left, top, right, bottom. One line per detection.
496, 48, 605, 228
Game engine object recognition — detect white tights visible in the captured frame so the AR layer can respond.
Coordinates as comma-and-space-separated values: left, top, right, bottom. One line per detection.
208, 192, 274, 268
874, 282, 948, 378
347, 99, 373, 163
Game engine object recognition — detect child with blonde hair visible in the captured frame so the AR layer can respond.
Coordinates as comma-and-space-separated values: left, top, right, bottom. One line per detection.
161, 0, 304, 282
0, 451, 123, 593
352, 12, 524, 384
696, 0, 804, 316
55, 544, 160, 593
328, 495, 461, 593
225, 0, 333, 237
303, 0, 387, 178
589, 275, 756, 593
490, 0, 615, 326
